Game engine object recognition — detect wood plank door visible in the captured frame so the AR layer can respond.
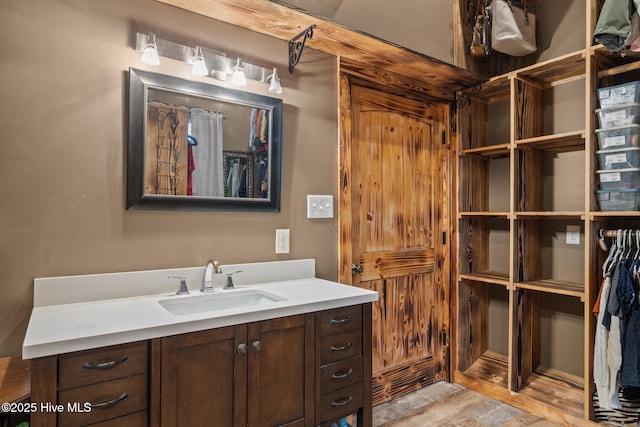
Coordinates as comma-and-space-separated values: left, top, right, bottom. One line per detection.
339, 79, 451, 405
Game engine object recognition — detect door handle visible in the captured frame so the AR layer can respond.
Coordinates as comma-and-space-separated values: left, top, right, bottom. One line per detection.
351, 263, 363, 274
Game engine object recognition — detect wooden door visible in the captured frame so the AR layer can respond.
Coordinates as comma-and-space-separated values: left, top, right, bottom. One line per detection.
339, 80, 451, 405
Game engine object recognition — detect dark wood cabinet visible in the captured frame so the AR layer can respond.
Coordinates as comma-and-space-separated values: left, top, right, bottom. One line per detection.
159, 314, 314, 427
30, 341, 150, 427
315, 304, 372, 427
30, 303, 372, 427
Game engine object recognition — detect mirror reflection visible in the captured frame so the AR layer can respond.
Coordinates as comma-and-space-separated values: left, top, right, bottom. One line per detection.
127, 68, 282, 211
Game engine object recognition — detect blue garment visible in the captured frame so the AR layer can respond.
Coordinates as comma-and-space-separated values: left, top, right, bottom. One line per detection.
621, 309, 640, 387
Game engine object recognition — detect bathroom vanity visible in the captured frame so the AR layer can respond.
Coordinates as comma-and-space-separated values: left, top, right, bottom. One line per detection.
23, 260, 377, 427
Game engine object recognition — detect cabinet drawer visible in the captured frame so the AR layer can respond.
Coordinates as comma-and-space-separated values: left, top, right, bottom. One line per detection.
58, 373, 148, 427
83, 410, 148, 427
317, 382, 363, 423
317, 305, 362, 337
58, 341, 148, 390
320, 355, 363, 393
319, 330, 362, 365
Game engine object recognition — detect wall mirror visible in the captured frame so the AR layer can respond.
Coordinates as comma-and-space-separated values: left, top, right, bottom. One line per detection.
127, 68, 282, 211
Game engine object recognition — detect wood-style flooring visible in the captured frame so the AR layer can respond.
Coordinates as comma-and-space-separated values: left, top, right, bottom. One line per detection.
373, 382, 561, 426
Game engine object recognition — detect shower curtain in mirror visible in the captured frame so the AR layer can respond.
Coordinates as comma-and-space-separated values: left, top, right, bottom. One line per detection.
190, 108, 224, 197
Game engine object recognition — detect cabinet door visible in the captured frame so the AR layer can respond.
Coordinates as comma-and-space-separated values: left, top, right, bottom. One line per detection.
160, 324, 247, 427
247, 314, 314, 427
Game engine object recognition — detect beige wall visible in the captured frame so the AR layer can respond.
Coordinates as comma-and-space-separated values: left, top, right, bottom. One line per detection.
290, 0, 455, 63
0, 0, 338, 357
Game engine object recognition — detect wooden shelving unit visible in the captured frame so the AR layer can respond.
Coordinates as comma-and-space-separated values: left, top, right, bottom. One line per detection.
454, 1, 640, 422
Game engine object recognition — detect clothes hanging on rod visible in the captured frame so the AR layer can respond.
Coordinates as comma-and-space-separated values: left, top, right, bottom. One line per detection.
594, 229, 640, 411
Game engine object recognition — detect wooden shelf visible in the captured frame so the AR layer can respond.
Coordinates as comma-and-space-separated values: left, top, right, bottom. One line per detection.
458, 211, 510, 218
459, 272, 510, 286
591, 211, 640, 218
514, 279, 584, 299
466, 74, 510, 103
463, 351, 508, 389
593, 44, 640, 78
515, 211, 585, 219
460, 144, 510, 157
516, 50, 587, 86
518, 369, 584, 420
515, 130, 586, 152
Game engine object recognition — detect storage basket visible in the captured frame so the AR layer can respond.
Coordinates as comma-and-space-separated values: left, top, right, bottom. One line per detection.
597, 103, 640, 129
598, 81, 640, 108
596, 124, 640, 150
596, 168, 640, 190
597, 147, 640, 170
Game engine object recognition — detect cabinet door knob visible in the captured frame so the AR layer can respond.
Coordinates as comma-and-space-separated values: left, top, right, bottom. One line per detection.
238, 343, 248, 355
252, 340, 263, 352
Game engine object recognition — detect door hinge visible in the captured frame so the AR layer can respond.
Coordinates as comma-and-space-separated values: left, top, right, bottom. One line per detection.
441, 130, 446, 145
441, 330, 447, 346
442, 231, 446, 245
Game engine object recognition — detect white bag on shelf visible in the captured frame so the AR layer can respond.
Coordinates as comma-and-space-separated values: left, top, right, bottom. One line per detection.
491, 0, 537, 57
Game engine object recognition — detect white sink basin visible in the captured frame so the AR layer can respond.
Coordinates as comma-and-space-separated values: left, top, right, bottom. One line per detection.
158, 288, 286, 316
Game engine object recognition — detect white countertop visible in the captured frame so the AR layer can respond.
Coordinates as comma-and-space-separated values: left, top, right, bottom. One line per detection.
23, 260, 378, 359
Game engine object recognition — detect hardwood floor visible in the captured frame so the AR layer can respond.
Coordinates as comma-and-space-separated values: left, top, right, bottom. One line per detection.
372, 382, 560, 426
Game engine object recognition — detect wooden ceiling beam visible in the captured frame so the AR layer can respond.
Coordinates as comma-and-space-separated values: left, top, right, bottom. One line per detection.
156, 0, 486, 100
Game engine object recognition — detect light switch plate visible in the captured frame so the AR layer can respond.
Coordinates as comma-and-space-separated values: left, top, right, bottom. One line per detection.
566, 225, 581, 245
307, 195, 334, 218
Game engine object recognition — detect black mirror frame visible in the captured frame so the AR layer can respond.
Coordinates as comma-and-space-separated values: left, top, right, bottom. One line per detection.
126, 68, 282, 212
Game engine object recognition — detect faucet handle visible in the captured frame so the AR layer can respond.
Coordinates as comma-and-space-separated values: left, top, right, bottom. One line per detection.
169, 276, 190, 295
223, 270, 243, 290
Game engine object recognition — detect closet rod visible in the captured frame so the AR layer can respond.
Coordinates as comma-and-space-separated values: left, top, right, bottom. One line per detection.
600, 229, 640, 237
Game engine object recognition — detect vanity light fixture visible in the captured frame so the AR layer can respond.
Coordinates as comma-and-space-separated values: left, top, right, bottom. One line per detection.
267, 67, 283, 95
135, 32, 281, 93
231, 58, 247, 86
141, 33, 160, 66
191, 46, 208, 77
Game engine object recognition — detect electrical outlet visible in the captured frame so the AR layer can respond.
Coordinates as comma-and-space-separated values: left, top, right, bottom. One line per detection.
275, 229, 290, 254
566, 225, 581, 245
307, 195, 334, 218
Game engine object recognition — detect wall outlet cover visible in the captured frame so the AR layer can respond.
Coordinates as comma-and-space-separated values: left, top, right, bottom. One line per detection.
566, 225, 581, 245
275, 228, 290, 254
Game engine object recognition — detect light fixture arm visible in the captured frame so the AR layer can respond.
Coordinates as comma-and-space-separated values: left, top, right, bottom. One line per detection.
288, 25, 316, 73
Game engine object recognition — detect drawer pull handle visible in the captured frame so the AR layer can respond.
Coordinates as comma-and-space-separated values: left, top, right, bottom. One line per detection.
330, 342, 353, 352
330, 396, 353, 407
82, 355, 128, 370
331, 368, 353, 380
330, 316, 352, 326
89, 392, 128, 409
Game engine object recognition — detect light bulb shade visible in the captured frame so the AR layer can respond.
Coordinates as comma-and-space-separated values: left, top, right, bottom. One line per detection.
192, 47, 208, 76
268, 76, 282, 94
231, 60, 247, 86
141, 34, 160, 66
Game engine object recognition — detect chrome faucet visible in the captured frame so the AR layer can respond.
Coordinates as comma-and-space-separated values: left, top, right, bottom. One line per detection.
201, 259, 222, 293
223, 270, 243, 290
